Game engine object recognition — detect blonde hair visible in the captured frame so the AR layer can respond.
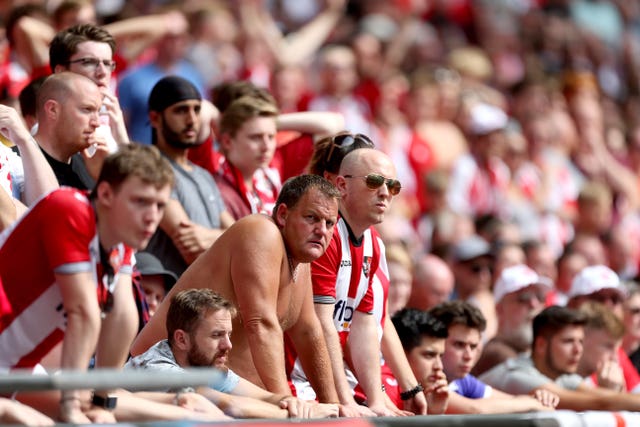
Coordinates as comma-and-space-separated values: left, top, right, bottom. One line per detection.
579, 301, 625, 340
219, 96, 278, 140
448, 47, 492, 82
578, 180, 612, 207
386, 243, 413, 272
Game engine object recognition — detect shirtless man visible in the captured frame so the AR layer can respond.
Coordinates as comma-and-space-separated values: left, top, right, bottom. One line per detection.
132, 174, 341, 405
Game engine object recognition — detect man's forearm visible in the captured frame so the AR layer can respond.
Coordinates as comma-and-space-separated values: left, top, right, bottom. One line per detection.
348, 313, 385, 407
291, 319, 339, 403
316, 315, 356, 404
14, 129, 58, 206
62, 311, 100, 371
381, 315, 419, 391
95, 276, 138, 368
199, 388, 287, 419
61, 308, 101, 404
244, 320, 290, 395
0, 189, 17, 231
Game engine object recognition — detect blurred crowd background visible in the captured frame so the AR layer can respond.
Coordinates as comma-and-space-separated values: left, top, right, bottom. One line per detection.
3, 0, 640, 307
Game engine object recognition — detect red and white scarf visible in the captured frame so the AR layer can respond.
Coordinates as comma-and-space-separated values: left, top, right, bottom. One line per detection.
219, 158, 281, 216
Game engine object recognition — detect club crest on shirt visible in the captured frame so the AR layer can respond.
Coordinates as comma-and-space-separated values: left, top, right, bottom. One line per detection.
363, 256, 371, 278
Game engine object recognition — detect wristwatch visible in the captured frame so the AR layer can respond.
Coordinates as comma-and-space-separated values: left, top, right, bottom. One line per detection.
92, 393, 117, 410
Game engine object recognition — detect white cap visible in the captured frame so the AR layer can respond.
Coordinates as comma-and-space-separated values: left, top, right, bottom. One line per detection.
452, 235, 491, 263
469, 103, 508, 136
494, 264, 552, 303
568, 265, 624, 299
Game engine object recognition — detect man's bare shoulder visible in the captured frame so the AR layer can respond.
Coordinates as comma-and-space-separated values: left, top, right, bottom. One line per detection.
235, 213, 277, 228
190, 215, 282, 269
226, 214, 280, 238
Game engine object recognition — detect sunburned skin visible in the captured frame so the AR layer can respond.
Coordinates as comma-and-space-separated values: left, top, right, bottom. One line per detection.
132, 187, 339, 399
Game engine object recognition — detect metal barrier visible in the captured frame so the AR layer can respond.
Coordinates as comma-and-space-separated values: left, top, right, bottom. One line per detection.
0, 368, 224, 393
3, 371, 639, 427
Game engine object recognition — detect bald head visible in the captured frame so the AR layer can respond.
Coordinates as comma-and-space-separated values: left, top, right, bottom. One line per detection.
320, 45, 355, 69
35, 71, 102, 162
408, 254, 454, 311
36, 71, 100, 119
339, 148, 395, 177
337, 148, 399, 236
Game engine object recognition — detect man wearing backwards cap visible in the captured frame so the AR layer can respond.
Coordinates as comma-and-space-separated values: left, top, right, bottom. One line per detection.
566, 265, 640, 392
142, 75, 234, 277
473, 264, 552, 376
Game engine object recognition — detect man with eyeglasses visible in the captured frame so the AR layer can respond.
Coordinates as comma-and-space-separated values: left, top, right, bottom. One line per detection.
50, 24, 129, 150
290, 147, 407, 417
473, 264, 552, 376
566, 265, 640, 392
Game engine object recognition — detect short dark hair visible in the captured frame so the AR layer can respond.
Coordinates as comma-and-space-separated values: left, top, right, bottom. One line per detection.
91, 143, 174, 198
167, 289, 236, 347
532, 305, 587, 344
392, 308, 448, 353
18, 76, 47, 119
272, 174, 340, 217
49, 23, 116, 70
429, 300, 487, 332
308, 133, 374, 176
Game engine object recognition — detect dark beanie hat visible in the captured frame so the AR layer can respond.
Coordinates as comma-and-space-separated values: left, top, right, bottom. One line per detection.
148, 76, 201, 112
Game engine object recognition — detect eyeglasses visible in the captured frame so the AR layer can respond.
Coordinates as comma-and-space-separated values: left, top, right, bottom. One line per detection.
516, 290, 546, 304
68, 57, 116, 72
325, 132, 375, 164
344, 173, 402, 196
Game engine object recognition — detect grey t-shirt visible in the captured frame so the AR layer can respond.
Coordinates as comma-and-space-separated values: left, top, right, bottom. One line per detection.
144, 159, 226, 277
479, 354, 584, 395
125, 340, 239, 393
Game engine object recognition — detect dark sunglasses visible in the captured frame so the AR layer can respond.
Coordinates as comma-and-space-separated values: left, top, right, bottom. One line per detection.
344, 173, 402, 196
468, 263, 493, 274
591, 292, 623, 305
325, 133, 375, 164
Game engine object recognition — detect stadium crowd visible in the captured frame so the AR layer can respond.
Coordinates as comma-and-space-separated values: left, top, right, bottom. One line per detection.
3, 0, 640, 424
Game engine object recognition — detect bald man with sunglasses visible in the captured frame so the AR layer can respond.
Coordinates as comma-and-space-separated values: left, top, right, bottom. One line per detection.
290, 147, 406, 417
